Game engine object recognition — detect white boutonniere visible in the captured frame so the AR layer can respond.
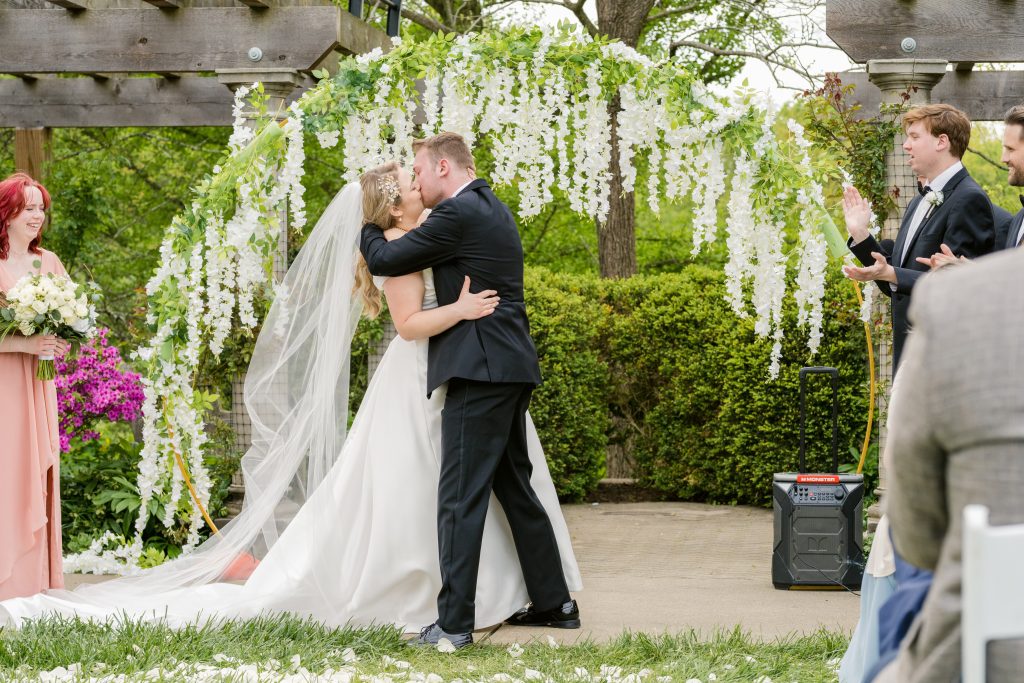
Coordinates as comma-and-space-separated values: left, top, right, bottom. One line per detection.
924, 189, 944, 208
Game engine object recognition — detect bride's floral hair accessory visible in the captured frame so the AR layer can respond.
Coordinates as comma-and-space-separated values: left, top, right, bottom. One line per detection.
377, 176, 401, 204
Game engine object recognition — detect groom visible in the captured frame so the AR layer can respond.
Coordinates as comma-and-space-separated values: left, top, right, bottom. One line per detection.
359, 132, 580, 648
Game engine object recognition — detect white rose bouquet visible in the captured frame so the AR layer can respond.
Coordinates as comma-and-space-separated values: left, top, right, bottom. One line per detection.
0, 271, 99, 380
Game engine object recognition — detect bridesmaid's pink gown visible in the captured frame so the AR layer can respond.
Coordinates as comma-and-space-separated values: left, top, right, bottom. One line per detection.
0, 249, 65, 600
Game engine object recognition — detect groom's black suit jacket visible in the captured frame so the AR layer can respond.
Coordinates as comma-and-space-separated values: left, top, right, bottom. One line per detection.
360, 178, 542, 395
849, 167, 994, 369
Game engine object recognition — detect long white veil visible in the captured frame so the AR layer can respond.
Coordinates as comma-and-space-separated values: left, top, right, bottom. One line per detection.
40, 183, 366, 601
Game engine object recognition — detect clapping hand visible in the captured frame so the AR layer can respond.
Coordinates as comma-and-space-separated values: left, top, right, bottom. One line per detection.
842, 251, 897, 284
453, 276, 499, 320
916, 243, 968, 270
841, 186, 873, 244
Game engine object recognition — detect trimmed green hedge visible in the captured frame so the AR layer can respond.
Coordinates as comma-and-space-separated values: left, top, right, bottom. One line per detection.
523, 265, 870, 506
524, 270, 611, 500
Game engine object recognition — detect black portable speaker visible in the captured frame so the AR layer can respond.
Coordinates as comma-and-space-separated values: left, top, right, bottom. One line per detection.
772, 367, 864, 590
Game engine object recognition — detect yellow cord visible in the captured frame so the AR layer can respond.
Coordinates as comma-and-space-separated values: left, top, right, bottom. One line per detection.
851, 281, 876, 475
163, 408, 221, 535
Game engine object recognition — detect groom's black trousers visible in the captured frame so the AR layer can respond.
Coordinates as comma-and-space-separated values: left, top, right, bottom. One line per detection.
437, 378, 571, 632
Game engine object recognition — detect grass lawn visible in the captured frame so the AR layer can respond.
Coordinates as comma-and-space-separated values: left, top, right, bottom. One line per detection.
0, 615, 847, 682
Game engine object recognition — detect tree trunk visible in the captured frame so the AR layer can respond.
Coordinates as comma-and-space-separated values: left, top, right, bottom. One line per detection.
593, 0, 656, 279
598, 101, 637, 278
424, 0, 483, 32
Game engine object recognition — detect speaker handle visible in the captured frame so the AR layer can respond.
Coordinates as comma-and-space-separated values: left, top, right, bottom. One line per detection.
799, 366, 840, 472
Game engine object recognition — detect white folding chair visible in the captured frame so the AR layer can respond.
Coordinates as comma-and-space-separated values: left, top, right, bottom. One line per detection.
961, 504, 1024, 683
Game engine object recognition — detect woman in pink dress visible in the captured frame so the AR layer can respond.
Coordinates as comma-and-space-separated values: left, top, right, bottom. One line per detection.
0, 173, 70, 600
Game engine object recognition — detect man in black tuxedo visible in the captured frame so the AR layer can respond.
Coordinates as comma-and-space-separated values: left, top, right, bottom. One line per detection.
841, 103, 995, 370
359, 132, 578, 649
841, 105, 995, 681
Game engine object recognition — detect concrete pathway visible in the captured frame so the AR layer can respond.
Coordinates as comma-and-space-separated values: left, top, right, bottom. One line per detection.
488, 502, 860, 645
66, 502, 860, 644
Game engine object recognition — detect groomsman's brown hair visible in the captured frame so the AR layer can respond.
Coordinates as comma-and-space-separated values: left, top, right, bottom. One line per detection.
412, 132, 476, 175
1004, 105, 1024, 137
902, 104, 972, 159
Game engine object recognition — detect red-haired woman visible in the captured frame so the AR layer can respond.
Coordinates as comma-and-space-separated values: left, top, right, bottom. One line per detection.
0, 173, 70, 600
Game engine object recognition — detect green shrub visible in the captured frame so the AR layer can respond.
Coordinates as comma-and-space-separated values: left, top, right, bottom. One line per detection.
521, 265, 870, 506
525, 269, 610, 500
61, 414, 241, 556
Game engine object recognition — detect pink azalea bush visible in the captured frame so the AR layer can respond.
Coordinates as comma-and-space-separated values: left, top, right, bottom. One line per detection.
55, 328, 145, 451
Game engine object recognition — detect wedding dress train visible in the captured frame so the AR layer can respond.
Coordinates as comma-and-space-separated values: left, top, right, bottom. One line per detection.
0, 269, 582, 631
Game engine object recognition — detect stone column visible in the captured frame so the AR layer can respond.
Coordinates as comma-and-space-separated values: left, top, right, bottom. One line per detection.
215, 69, 302, 520
864, 59, 947, 527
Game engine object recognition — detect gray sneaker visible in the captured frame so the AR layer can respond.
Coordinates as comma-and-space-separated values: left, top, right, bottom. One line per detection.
408, 622, 473, 650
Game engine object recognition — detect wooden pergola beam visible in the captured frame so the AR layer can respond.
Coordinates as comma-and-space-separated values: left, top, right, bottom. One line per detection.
43, 0, 86, 9
0, 7, 391, 74
0, 76, 246, 128
141, 0, 182, 7
839, 70, 1024, 122
827, 0, 1024, 63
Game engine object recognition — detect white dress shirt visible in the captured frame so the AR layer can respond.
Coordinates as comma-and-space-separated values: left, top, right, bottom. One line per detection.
897, 160, 963, 267
452, 179, 474, 198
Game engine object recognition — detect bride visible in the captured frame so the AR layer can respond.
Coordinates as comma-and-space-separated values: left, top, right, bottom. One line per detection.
0, 162, 582, 631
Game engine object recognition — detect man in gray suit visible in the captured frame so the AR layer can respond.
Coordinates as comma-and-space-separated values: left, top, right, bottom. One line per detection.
872, 248, 1024, 683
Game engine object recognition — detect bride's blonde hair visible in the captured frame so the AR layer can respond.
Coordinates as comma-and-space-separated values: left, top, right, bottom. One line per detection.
355, 162, 403, 318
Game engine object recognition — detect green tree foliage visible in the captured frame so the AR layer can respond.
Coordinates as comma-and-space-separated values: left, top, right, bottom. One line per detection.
2, 128, 230, 348
963, 123, 1019, 218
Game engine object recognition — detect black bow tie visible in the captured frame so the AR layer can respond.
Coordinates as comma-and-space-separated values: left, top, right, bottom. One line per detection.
918, 183, 932, 197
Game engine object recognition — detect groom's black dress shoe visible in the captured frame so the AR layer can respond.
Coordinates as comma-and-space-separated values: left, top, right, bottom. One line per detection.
505, 599, 581, 629
407, 622, 473, 650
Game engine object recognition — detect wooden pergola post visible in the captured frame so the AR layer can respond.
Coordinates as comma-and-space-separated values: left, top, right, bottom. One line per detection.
13, 128, 52, 181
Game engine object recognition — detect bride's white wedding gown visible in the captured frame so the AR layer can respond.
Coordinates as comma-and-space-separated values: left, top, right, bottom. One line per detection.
0, 269, 582, 630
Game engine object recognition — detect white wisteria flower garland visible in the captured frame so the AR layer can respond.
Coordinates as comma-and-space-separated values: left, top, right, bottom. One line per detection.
72, 26, 849, 571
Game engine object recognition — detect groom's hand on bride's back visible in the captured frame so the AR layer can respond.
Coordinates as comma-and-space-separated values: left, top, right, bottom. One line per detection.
454, 275, 499, 320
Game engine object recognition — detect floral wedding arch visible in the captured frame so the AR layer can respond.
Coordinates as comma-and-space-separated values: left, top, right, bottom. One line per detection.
70, 25, 850, 569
